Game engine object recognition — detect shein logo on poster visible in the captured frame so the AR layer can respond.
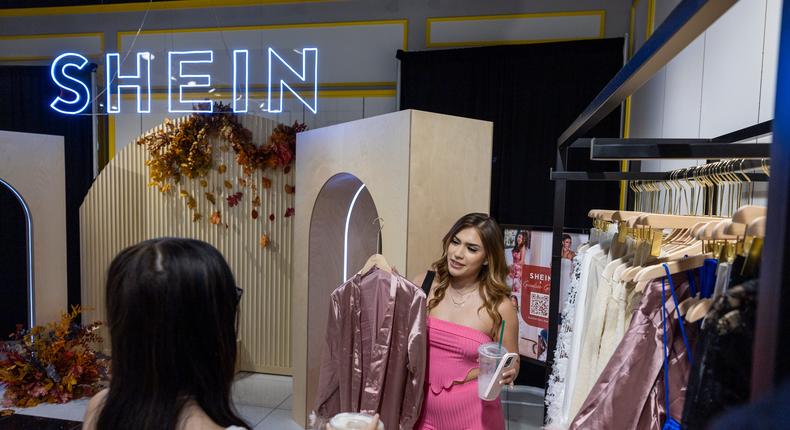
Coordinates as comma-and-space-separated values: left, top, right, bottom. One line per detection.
49, 48, 318, 115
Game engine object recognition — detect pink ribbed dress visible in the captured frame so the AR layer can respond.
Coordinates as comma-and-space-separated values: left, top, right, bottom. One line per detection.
415, 316, 505, 430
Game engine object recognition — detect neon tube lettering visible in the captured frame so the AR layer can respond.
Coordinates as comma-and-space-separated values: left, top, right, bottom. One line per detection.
49, 47, 320, 115
267, 47, 318, 114
233, 49, 249, 113
106, 52, 152, 113
168, 50, 214, 113
50, 53, 91, 115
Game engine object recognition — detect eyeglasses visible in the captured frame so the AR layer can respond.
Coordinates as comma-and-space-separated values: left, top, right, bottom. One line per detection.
235, 286, 244, 303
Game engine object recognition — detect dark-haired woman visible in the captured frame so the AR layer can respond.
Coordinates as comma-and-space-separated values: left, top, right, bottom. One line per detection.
413, 213, 519, 430
83, 238, 248, 430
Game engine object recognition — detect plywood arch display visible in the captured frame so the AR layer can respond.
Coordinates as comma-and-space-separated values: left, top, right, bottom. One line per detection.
0, 131, 67, 330
80, 115, 294, 374
0, 179, 32, 336
292, 109, 493, 426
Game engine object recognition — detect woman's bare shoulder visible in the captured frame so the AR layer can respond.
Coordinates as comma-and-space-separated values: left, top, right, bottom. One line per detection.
179, 400, 227, 430
82, 388, 109, 430
411, 271, 429, 287
412, 270, 440, 288
497, 297, 518, 319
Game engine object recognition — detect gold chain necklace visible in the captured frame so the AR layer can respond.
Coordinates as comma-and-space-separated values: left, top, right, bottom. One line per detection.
448, 285, 478, 307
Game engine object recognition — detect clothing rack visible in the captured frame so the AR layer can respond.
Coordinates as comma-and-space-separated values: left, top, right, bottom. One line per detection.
754, 0, 790, 399
543, 0, 790, 420
547, 124, 772, 378
549, 169, 769, 182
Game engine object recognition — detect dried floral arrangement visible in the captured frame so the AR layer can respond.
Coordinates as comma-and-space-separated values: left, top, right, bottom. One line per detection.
135, 102, 305, 245
0, 307, 109, 408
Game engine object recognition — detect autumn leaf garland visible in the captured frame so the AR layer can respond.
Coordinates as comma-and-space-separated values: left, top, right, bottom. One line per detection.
136, 102, 305, 226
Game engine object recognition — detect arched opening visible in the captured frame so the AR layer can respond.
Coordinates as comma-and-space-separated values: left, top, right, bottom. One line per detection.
305, 172, 380, 409
0, 178, 34, 337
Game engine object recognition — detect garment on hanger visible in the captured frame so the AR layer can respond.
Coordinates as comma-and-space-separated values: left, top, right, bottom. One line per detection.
569, 273, 696, 430
681, 280, 757, 429
569, 253, 616, 413
560, 258, 573, 313
560, 243, 605, 426
313, 266, 427, 430
545, 252, 586, 426
595, 271, 630, 379
566, 228, 625, 420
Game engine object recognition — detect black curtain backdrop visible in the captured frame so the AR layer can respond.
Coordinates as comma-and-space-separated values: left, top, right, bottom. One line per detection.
397, 39, 623, 229
0, 66, 94, 328
0, 184, 27, 336
398, 39, 623, 387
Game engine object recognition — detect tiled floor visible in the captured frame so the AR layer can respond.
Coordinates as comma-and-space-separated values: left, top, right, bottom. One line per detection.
0, 374, 544, 429
0, 373, 301, 429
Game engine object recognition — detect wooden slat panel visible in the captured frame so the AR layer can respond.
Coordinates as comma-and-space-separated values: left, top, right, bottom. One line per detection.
80, 114, 294, 374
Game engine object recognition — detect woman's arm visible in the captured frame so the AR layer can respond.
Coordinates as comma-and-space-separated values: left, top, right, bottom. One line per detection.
496, 299, 521, 385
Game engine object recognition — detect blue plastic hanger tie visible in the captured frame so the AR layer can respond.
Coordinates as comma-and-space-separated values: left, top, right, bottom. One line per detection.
660, 263, 693, 429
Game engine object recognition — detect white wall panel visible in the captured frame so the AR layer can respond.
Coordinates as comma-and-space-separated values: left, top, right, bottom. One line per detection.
632, 0, 650, 53
759, 0, 782, 124
362, 96, 398, 118
118, 21, 406, 88
427, 11, 604, 47
112, 94, 397, 154
630, 62, 665, 174
654, 0, 682, 29
0, 33, 103, 61
699, 0, 766, 137
629, 67, 666, 140
662, 35, 704, 138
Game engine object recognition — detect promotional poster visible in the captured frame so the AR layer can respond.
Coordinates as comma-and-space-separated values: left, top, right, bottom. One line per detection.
503, 227, 588, 362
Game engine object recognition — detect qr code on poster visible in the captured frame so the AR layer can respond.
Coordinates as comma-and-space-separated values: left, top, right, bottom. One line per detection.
529, 292, 550, 319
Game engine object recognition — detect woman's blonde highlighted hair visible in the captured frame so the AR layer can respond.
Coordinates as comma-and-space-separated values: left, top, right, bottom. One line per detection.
428, 213, 511, 338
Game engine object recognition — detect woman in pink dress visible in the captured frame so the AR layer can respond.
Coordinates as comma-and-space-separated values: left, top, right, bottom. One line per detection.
413, 213, 520, 430
508, 231, 529, 294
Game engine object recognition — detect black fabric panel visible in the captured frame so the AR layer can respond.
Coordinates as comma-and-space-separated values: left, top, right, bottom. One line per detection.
0, 183, 28, 336
397, 39, 623, 229
0, 66, 94, 320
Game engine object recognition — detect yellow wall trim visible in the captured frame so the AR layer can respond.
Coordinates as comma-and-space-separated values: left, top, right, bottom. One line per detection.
0, 0, 340, 18
619, 96, 632, 210
108, 116, 116, 160
646, 0, 656, 38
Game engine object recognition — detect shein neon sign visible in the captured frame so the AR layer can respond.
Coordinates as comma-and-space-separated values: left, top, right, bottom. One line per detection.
50, 47, 318, 115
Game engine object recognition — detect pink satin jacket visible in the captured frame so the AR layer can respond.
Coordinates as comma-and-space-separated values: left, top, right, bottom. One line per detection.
314, 266, 428, 430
